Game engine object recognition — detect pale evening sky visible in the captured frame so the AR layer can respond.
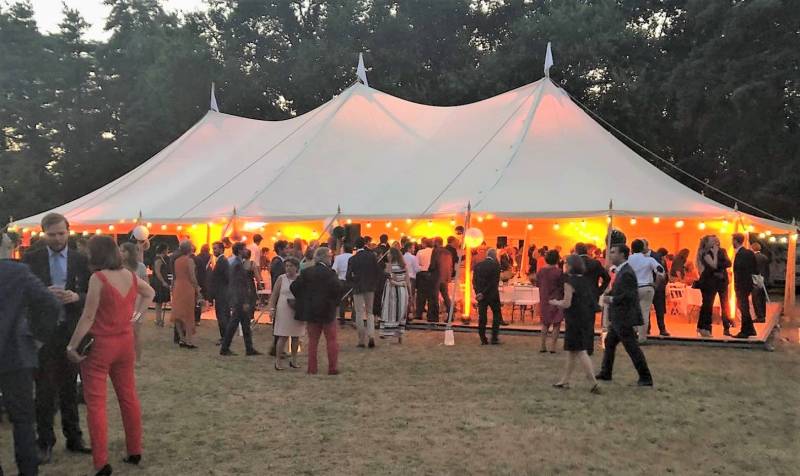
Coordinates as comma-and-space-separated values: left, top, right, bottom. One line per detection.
20, 0, 207, 41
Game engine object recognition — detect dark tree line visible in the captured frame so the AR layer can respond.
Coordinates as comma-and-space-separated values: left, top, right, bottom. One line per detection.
2, 0, 798, 224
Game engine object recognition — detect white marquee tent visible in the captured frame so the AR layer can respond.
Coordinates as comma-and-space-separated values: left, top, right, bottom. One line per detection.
16, 78, 794, 228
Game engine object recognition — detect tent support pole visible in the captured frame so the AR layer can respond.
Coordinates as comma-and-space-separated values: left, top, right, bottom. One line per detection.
784, 228, 797, 313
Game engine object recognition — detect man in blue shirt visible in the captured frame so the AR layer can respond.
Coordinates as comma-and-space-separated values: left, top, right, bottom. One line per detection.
22, 213, 92, 464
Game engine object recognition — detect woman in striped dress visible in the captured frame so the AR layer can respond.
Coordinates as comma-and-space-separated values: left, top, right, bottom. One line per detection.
380, 248, 411, 341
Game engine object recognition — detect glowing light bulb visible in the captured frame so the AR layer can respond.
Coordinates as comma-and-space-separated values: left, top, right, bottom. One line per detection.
768, 236, 776, 243
477, 216, 484, 223
95, 229, 101, 235
69, 230, 76, 236
553, 223, 560, 231
630, 218, 637, 225
698, 222, 706, 230
82, 231, 89, 237
501, 221, 508, 228
765, 230, 772, 236
758, 233, 766, 239
386, 222, 392, 228
405, 218, 412, 224
653, 217, 660, 224
146, 222, 152, 228
108, 225, 115, 231
450, 219, 456, 226
366, 222, 372, 229
177, 225, 183, 231
675, 220, 685, 228
527, 224, 534, 230
161, 225, 167, 231
779, 237, 788, 244
747, 225, 755, 232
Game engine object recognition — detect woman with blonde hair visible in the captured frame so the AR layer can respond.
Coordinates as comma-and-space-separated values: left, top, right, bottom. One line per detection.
695, 235, 732, 337
268, 257, 303, 370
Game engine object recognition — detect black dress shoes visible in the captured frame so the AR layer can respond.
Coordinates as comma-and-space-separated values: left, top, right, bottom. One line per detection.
219, 349, 237, 356
66, 439, 92, 454
368, 338, 375, 348
490, 340, 502, 345
732, 332, 755, 339
123, 454, 141, 465
246, 349, 263, 356
38, 445, 53, 465
637, 379, 654, 387
595, 373, 612, 381
480, 339, 489, 345
95, 463, 112, 475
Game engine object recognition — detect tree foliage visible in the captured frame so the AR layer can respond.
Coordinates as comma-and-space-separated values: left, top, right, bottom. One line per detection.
1, 0, 798, 223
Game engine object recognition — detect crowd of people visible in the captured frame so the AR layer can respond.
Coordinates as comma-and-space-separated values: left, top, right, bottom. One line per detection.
0, 212, 776, 475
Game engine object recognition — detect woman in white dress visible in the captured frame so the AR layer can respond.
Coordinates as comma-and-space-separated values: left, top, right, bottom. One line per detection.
380, 248, 411, 341
268, 257, 304, 370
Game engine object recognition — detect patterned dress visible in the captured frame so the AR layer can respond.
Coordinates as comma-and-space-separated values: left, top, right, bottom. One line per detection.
380, 264, 409, 338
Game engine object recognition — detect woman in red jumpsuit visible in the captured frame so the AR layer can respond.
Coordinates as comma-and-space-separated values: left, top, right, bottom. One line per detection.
67, 236, 154, 476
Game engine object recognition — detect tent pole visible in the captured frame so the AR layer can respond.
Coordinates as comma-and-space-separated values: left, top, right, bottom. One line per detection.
447, 203, 471, 327
784, 221, 797, 313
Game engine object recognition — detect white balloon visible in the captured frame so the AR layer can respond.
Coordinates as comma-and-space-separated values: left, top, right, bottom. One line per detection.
132, 225, 150, 241
464, 227, 484, 248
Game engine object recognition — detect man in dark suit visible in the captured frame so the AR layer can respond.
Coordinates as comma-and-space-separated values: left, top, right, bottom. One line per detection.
207, 241, 230, 342
291, 247, 342, 374
346, 238, 381, 348
429, 237, 453, 322
22, 213, 92, 462
445, 236, 460, 279
1, 231, 62, 476
220, 242, 261, 356
732, 233, 758, 338
596, 244, 653, 386
472, 248, 502, 345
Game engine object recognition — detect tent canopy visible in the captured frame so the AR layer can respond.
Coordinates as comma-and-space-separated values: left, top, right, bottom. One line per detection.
16, 78, 793, 231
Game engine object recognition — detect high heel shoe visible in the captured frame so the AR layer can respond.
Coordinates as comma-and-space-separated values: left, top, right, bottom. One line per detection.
590, 384, 602, 395
289, 362, 301, 369
275, 363, 285, 371
95, 464, 112, 475
123, 454, 141, 465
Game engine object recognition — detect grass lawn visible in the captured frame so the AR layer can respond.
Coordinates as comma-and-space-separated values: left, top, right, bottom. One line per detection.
3, 313, 799, 475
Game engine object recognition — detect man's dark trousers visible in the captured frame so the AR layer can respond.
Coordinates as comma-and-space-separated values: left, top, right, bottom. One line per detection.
214, 296, 230, 339
478, 297, 502, 343
0, 369, 38, 476
221, 304, 254, 352
36, 330, 83, 450
736, 286, 757, 335
599, 325, 652, 381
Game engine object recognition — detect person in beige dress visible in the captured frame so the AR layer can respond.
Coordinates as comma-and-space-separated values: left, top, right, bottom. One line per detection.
268, 257, 304, 370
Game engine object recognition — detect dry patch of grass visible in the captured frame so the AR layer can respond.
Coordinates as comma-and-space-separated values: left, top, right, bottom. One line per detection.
3, 315, 800, 475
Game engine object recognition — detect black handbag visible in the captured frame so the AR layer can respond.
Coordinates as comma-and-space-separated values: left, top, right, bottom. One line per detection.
76, 333, 95, 357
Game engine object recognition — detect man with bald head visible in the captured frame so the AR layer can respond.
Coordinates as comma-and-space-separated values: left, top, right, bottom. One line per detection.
472, 248, 503, 345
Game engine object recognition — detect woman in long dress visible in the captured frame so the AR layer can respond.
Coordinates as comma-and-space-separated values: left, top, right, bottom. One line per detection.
380, 248, 411, 341
268, 257, 304, 370
549, 254, 600, 394
172, 240, 199, 348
